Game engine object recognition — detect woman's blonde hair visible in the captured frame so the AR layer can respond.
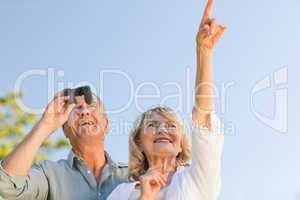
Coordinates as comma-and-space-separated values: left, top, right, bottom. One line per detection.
128, 106, 191, 181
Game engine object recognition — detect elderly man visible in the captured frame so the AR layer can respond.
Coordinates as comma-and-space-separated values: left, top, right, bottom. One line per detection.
0, 90, 128, 200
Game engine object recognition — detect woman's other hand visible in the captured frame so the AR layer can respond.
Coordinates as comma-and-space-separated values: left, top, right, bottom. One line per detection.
139, 167, 167, 200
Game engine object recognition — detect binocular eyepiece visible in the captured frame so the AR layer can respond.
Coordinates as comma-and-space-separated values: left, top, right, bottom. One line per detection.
63, 86, 93, 105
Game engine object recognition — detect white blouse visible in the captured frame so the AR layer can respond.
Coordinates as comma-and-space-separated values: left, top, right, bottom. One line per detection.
108, 112, 224, 200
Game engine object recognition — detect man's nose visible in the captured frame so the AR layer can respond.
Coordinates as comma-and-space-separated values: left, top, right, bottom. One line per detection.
78, 102, 90, 117
79, 108, 90, 117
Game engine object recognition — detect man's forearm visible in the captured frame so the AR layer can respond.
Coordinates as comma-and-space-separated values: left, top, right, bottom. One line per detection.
2, 120, 52, 176
195, 46, 214, 112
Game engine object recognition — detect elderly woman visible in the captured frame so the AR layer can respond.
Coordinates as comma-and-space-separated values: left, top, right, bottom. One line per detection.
108, 0, 226, 199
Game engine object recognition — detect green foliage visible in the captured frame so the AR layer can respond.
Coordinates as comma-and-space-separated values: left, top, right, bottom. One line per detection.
0, 92, 69, 160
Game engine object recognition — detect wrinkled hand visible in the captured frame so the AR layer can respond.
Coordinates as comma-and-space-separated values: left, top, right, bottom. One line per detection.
196, 0, 226, 49
40, 91, 75, 133
139, 167, 167, 200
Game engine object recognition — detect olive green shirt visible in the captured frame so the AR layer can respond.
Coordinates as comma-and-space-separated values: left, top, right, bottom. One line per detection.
0, 151, 128, 200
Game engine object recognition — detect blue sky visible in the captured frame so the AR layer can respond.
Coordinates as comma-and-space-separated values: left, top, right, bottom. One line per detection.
0, 0, 299, 199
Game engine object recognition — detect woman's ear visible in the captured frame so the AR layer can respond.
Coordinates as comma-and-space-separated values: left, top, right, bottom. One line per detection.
138, 143, 144, 152
179, 138, 183, 153
177, 149, 183, 158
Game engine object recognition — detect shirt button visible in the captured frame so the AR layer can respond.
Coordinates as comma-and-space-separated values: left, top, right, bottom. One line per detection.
87, 170, 91, 174
98, 192, 101, 197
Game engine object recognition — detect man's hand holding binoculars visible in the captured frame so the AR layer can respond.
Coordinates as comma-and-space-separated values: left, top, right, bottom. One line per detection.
39, 92, 75, 135
39, 86, 93, 136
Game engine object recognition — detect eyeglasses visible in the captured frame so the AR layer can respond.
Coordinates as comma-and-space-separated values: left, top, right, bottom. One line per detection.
143, 120, 178, 134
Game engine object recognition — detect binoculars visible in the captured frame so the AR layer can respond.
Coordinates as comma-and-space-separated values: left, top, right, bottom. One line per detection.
63, 86, 93, 104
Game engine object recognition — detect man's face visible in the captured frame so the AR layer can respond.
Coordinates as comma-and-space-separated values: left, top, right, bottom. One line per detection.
64, 95, 108, 141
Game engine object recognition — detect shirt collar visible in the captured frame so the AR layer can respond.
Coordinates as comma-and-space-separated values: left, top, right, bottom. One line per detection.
67, 150, 117, 169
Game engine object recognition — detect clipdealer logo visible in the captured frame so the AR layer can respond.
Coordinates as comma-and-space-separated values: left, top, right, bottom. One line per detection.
250, 67, 288, 134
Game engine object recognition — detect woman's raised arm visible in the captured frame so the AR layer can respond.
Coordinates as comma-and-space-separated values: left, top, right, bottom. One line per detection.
193, 0, 226, 128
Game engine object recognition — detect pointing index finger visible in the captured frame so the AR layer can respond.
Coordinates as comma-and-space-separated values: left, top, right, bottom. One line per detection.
201, 0, 214, 26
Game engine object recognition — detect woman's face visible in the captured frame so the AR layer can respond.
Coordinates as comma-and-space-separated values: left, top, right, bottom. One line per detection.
139, 112, 182, 158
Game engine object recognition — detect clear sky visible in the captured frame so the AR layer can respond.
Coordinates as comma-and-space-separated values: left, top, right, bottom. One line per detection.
0, 0, 299, 199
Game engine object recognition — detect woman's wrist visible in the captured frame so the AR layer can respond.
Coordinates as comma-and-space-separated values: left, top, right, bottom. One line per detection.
139, 190, 152, 200
139, 196, 152, 200
139, 188, 153, 200
197, 45, 212, 56
196, 45, 213, 68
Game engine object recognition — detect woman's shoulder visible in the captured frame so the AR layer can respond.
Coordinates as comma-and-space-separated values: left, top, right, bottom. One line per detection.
171, 166, 191, 181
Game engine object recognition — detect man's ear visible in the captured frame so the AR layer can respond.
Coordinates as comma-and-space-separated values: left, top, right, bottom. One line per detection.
103, 115, 109, 135
62, 122, 70, 138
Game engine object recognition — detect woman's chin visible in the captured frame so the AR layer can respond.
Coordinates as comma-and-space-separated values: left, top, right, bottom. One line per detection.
151, 147, 177, 157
